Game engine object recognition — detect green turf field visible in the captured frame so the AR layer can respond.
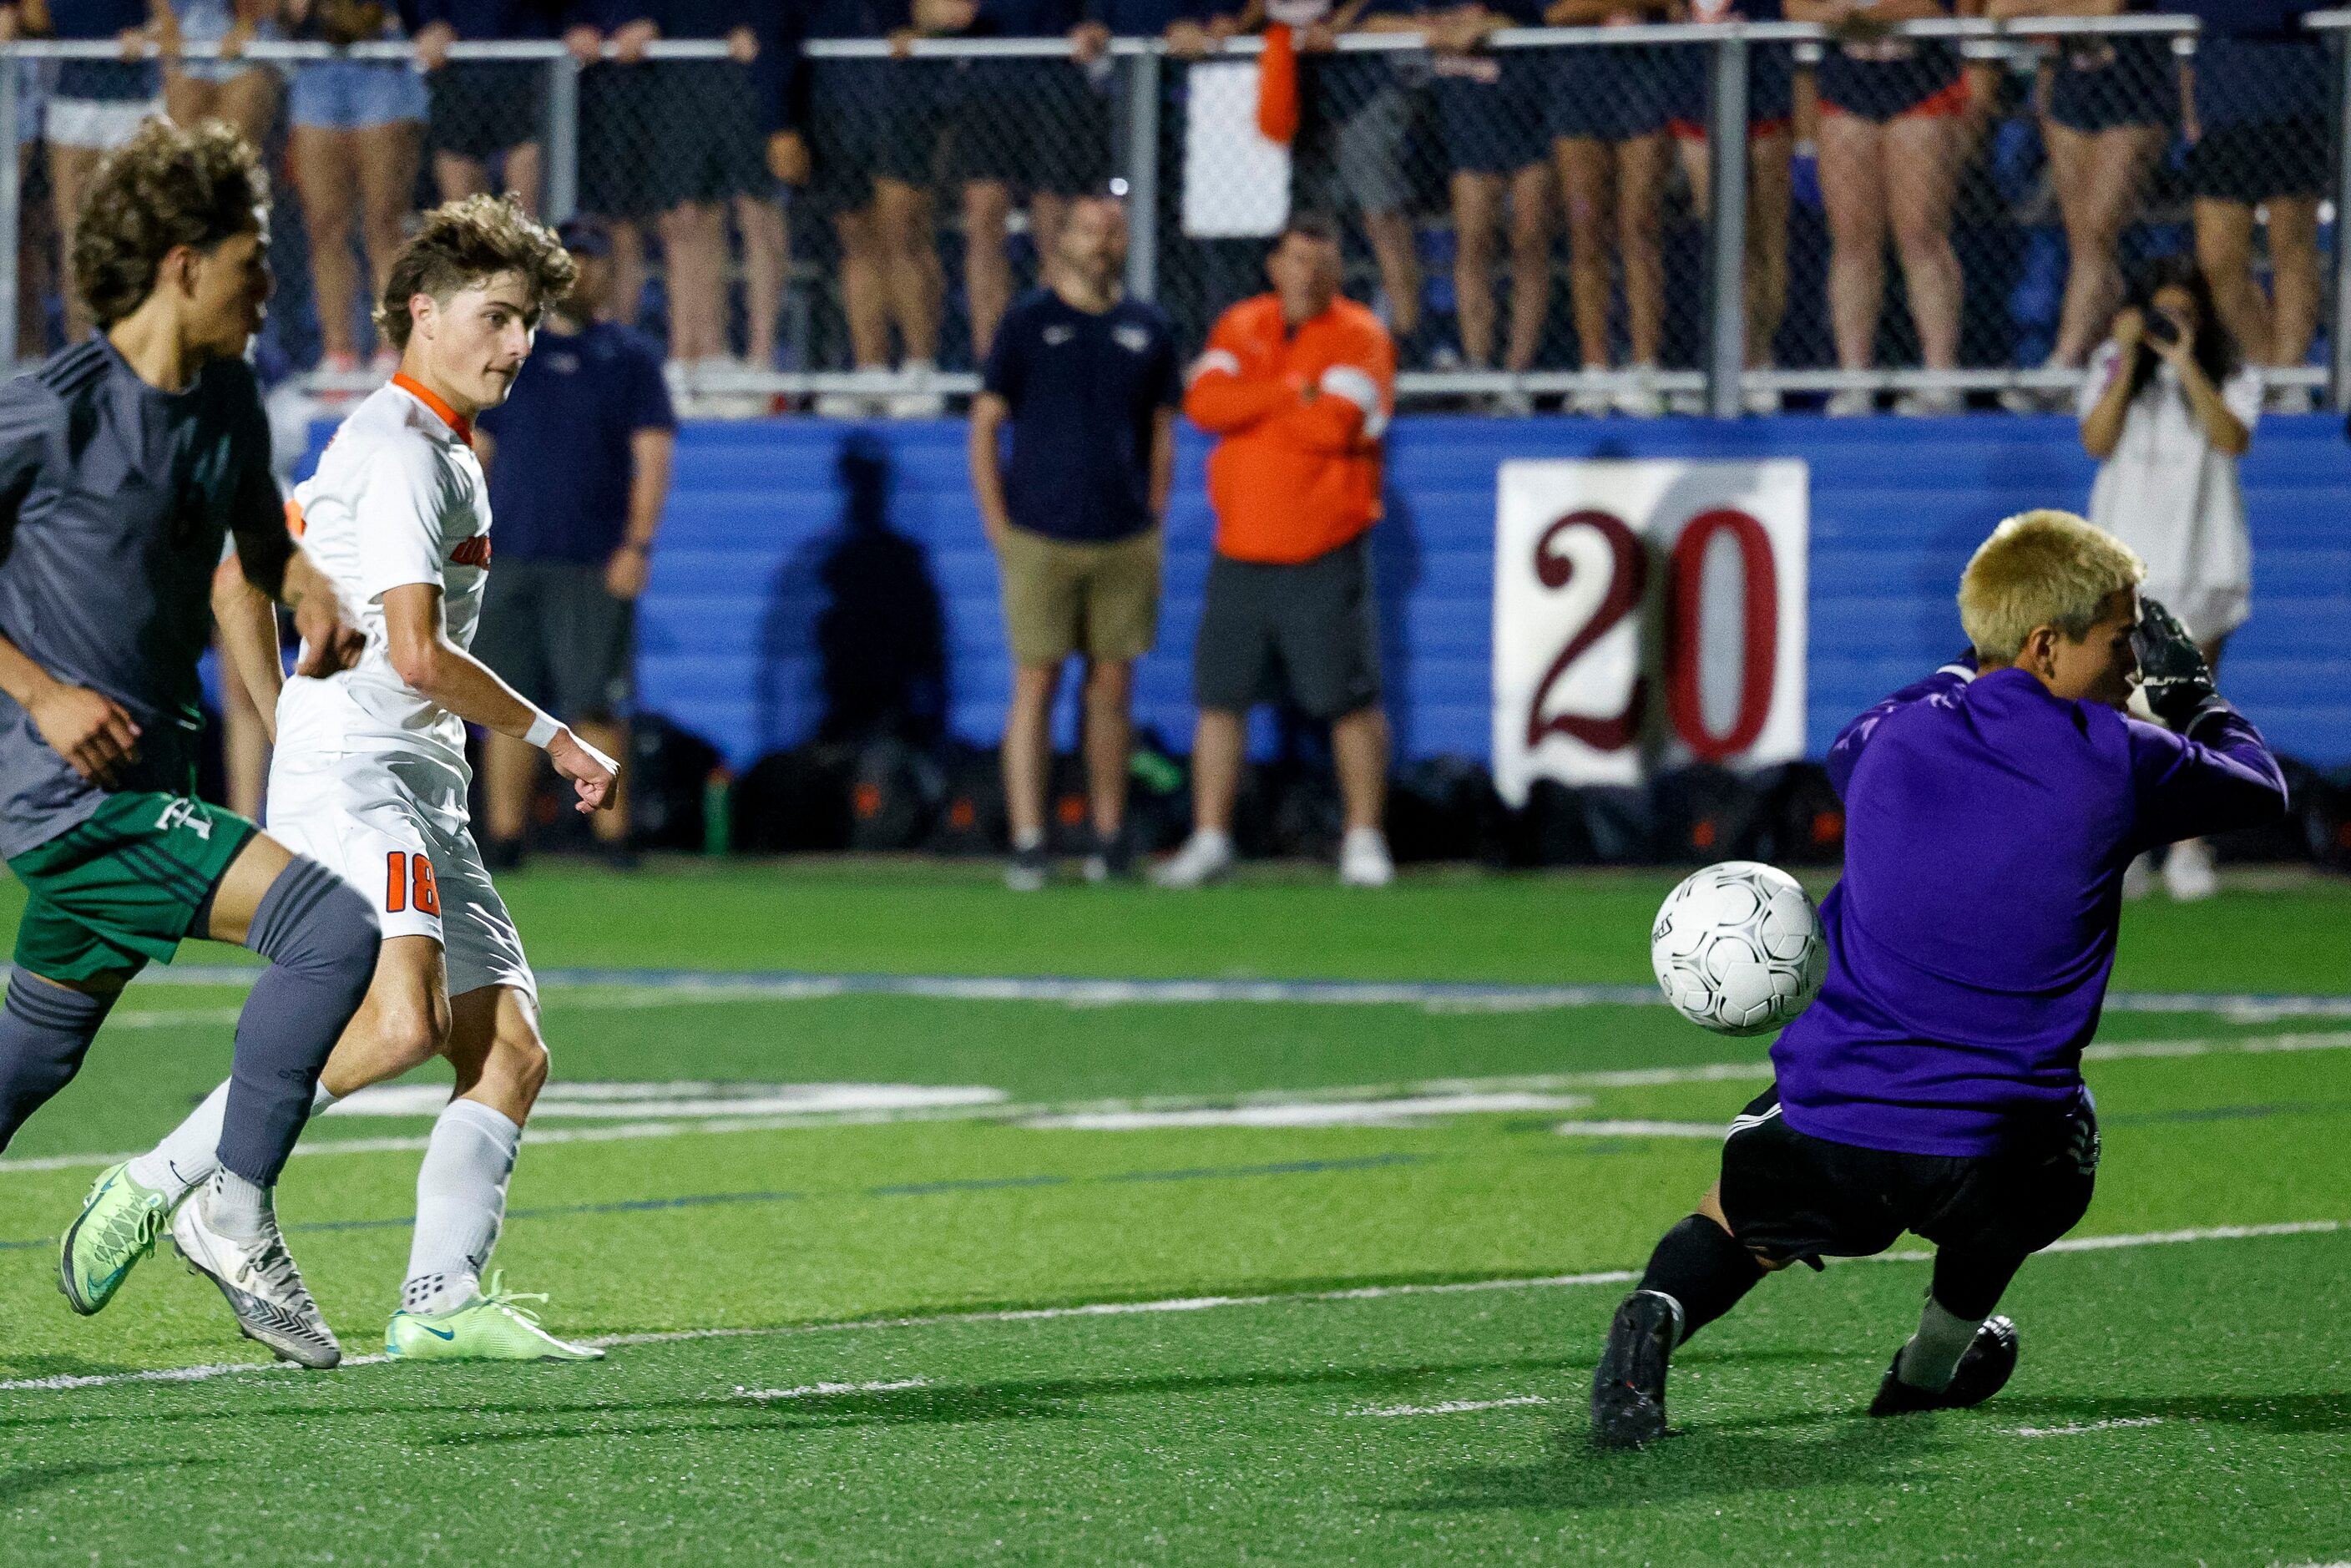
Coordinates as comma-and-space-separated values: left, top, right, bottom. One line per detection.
1, 864, 2345, 1565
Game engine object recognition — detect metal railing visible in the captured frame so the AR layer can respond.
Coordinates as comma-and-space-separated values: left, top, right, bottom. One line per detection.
0, 13, 2343, 414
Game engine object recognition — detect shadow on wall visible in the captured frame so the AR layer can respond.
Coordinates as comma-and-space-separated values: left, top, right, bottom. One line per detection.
756, 431, 948, 752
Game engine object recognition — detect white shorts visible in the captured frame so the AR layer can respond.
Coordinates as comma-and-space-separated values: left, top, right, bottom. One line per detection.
266, 754, 536, 1002
47, 97, 163, 151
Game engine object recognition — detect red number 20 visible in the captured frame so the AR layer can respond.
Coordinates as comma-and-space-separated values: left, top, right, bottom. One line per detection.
1525, 505, 1781, 760
385, 852, 441, 917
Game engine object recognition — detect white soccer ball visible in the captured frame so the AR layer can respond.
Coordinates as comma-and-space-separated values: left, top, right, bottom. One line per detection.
1650, 860, 1826, 1037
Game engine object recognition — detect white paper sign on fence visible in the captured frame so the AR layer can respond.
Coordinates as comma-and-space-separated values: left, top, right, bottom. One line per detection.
1492, 459, 1809, 803
1181, 62, 1292, 238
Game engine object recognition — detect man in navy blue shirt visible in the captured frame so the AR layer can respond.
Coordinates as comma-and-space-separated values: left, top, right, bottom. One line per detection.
1590, 509, 2287, 1449
968, 191, 1180, 889
473, 217, 678, 868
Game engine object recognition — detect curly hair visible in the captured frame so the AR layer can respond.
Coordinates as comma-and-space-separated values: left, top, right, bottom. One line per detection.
375, 195, 577, 352
72, 119, 269, 329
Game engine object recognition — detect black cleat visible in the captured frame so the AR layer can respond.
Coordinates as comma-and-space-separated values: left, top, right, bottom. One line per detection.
1868, 1315, 2020, 1417
1590, 1289, 1681, 1449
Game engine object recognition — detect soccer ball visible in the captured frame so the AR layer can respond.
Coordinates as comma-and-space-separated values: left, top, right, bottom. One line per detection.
1650, 861, 1826, 1036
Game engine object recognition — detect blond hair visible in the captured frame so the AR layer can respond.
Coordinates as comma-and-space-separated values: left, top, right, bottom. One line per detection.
374, 195, 575, 352
1958, 509, 2145, 662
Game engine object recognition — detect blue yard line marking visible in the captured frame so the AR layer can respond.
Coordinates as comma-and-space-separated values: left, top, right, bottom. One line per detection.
0, 1152, 1430, 1252
93, 965, 2351, 1017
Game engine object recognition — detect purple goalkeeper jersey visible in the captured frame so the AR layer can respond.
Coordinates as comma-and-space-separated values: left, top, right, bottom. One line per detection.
1772, 663, 2287, 1158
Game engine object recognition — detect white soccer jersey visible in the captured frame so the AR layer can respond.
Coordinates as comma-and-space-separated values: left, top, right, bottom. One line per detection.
276, 376, 493, 816
268, 376, 532, 999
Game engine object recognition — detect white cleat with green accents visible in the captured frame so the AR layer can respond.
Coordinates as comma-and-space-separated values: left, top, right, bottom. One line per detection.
386, 1273, 606, 1363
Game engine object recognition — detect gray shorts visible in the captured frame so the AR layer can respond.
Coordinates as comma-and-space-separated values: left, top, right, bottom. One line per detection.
1293, 83, 1417, 215
473, 557, 637, 724
1192, 536, 1382, 723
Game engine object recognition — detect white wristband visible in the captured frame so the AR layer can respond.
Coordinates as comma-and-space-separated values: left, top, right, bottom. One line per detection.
522, 711, 561, 750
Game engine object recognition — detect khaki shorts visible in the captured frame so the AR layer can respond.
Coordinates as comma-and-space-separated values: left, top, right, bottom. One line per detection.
997, 524, 1163, 666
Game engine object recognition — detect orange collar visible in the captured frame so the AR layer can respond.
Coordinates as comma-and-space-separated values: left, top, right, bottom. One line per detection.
391, 372, 473, 448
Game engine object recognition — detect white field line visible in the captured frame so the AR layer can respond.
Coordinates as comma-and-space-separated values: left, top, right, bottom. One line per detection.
78, 964, 2351, 1021
1551, 1120, 1724, 1139
736, 1378, 929, 1401
2, 1219, 2339, 1399
2010, 1416, 2165, 1437
1025, 1094, 1593, 1130
1350, 1396, 1555, 1417
6, 1027, 2348, 1178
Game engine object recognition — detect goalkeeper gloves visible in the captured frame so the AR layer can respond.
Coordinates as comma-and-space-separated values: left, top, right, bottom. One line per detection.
2131, 596, 2226, 733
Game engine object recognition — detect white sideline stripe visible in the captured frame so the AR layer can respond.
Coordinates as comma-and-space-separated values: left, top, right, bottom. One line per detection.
3, 1219, 2338, 1398
736, 1378, 929, 1401
2010, 1416, 2164, 1437
1350, 1395, 1553, 1418
1552, 1120, 1723, 1139
91, 964, 2351, 1020
7, 1027, 2348, 1176
1026, 1093, 1593, 1130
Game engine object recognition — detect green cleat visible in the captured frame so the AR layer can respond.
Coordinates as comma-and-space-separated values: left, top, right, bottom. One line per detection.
384, 1273, 606, 1363
58, 1162, 173, 1315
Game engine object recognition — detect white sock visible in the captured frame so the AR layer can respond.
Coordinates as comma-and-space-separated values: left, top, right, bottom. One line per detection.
1191, 828, 1231, 855
401, 1099, 522, 1318
1012, 829, 1044, 852
1895, 1297, 1984, 1392
128, 1081, 337, 1199
205, 1168, 273, 1242
1343, 826, 1388, 852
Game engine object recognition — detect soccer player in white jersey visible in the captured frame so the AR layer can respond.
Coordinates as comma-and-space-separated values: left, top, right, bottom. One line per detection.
65, 195, 619, 1361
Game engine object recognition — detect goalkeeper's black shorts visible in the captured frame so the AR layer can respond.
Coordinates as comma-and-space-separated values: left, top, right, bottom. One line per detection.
1716, 1085, 2099, 1268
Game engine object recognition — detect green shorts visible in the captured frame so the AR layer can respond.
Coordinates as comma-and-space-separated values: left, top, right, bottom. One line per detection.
7, 792, 257, 984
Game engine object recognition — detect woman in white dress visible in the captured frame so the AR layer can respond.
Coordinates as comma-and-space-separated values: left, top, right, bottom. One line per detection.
2079, 255, 2258, 901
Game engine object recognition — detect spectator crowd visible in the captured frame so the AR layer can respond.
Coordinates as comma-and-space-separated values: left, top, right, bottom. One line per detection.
0, 0, 2334, 414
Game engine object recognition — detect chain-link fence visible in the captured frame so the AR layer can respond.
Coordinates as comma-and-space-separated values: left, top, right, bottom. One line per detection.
0, 15, 2344, 416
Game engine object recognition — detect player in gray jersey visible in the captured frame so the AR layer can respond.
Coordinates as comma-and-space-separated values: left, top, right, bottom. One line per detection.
0, 120, 377, 1370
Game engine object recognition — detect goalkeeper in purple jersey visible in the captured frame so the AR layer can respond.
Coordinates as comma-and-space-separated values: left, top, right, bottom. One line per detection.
1590, 508, 2288, 1449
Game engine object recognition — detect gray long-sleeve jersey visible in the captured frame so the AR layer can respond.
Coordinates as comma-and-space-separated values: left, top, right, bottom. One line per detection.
0, 337, 279, 858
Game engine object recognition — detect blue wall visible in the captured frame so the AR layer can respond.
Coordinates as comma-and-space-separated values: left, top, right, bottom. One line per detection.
629, 414, 2350, 770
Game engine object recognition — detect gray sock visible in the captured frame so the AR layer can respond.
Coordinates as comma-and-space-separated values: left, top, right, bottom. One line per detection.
220, 857, 378, 1186
1895, 1297, 1984, 1392
0, 974, 115, 1154
205, 1168, 273, 1242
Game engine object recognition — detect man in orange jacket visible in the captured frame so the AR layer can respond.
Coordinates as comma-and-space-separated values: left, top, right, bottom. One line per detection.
1156, 214, 1399, 888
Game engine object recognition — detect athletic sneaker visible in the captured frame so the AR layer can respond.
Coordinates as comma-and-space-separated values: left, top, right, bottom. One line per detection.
1590, 1288, 1682, 1449
1868, 1315, 2019, 1417
1154, 830, 1235, 888
170, 1193, 341, 1369
58, 1162, 172, 1315
1743, 385, 1782, 417
1337, 827, 1394, 888
812, 391, 877, 419
2163, 837, 2218, 903
386, 1272, 604, 1363
1893, 387, 1965, 417
886, 361, 947, 420
1084, 829, 1135, 884
1823, 388, 1875, 418
1568, 383, 1614, 417
1005, 842, 1051, 893
1611, 367, 1667, 419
